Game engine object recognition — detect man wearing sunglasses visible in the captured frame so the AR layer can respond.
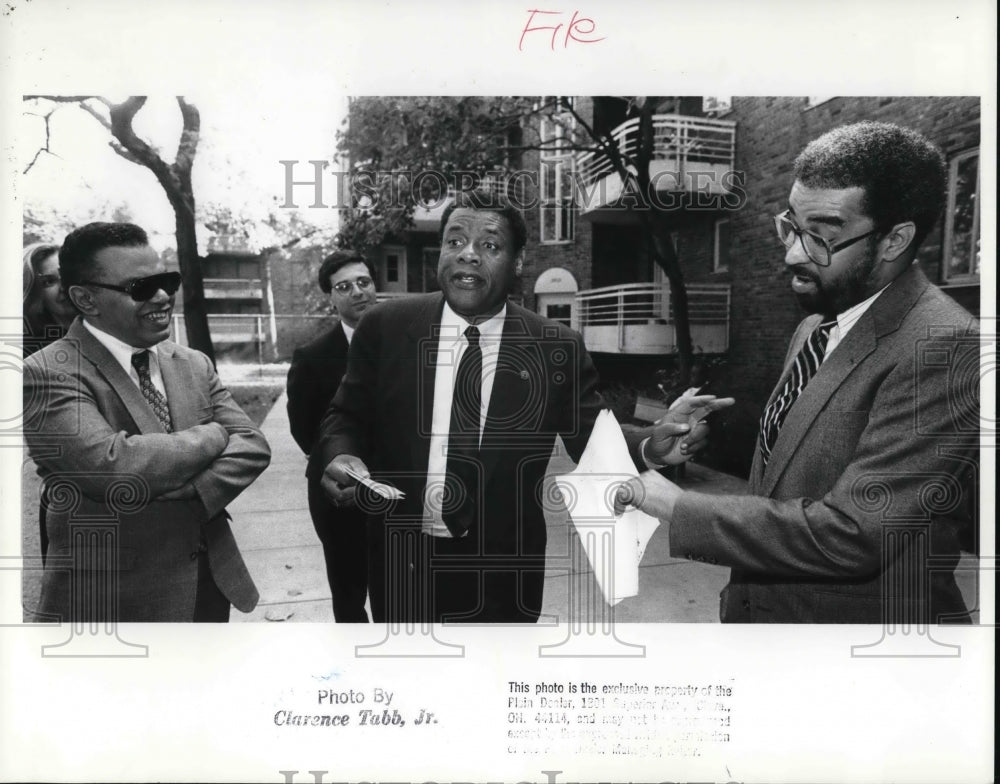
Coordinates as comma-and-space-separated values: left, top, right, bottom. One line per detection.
22, 222, 271, 622
616, 122, 980, 624
286, 250, 378, 622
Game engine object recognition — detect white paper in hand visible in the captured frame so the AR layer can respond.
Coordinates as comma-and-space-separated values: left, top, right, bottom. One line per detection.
554, 410, 659, 606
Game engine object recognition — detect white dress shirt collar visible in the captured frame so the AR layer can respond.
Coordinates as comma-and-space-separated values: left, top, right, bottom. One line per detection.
82, 319, 166, 395
825, 283, 890, 358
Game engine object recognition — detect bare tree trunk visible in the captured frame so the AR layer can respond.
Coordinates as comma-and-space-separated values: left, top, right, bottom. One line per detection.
25, 95, 216, 363
634, 98, 693, 386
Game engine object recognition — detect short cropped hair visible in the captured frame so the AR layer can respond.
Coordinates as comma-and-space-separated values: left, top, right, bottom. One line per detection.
59, 222, 149, 287
318, 249, 374, 293
439, 189, 528, 253
794, 121, 947, 247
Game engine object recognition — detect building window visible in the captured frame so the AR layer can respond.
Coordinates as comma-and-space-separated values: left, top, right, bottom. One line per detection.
942, 148, 980, 284
539, 97, 575, 244
702, 96, 732, 116
386, 254, 400, 283
713, 218, 730, 273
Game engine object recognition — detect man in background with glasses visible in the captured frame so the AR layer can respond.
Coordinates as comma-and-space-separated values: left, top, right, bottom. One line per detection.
286, 250, 378, 622
22, 222, 271, 622
616, 122, 980, 624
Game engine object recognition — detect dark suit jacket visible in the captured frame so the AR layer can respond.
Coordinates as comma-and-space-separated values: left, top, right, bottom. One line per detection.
671, 266, 979, 623
287, 321, 351, 456
308, 294, 631, 618
23, 318, 271, 622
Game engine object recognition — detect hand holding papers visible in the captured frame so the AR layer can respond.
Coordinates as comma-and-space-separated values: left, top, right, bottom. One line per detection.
342, 466, 405, 501
321, 455, 405, 508
554, 410, 660, 606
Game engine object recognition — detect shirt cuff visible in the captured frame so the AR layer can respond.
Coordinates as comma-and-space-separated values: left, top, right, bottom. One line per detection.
640, 437, 668, 470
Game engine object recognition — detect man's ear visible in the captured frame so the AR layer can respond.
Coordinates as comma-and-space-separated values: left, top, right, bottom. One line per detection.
880, 221, 917, 262
514, 250, 524, 277
67, 285, 98, 316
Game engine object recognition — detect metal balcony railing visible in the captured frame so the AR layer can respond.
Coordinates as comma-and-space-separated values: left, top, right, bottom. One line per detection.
202, 278, 264, 299
575, 282, 731, 354
575, 114, 737, 196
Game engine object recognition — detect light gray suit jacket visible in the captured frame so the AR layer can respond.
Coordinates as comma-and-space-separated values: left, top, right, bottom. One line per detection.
23, 318, 271, 621
670, 266, 980, 623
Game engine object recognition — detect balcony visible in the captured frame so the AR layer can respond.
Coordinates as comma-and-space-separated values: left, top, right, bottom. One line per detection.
575, 282, 730, 355
203, 278, 264, 300
575, 115, 737, 222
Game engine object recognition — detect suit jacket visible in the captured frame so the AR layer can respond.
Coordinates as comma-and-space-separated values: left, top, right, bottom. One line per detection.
308, 294, 625, 617
670, 266, 979, 623
23, 318, 271, 622
286, 321, 351, 457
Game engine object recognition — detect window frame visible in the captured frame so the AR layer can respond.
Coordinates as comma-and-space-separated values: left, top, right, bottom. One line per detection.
713, 218, 730, 273
941, 147, 981, 285
538, 97, 576, 245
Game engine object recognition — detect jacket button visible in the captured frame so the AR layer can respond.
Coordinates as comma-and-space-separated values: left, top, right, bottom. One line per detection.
742, 600, 751, 610
190, 552, 199, 561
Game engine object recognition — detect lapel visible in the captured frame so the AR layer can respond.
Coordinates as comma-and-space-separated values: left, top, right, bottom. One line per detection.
477, 307, 541, 482
70, 319, 165, 435
158, 341, 202, 431
405, 294, 447, 472
759, 265, 930, 495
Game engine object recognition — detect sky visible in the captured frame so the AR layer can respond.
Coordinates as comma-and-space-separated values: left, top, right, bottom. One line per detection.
17, 90, 347, 251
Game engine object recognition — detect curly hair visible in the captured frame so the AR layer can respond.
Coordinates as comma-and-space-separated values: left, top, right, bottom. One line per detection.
793, 121, 947, 247
318, 249, 374, 293
58, 222, 149, 287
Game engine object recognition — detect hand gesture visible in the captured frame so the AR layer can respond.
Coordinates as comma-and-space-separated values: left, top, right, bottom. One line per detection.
645, 392, 735, 466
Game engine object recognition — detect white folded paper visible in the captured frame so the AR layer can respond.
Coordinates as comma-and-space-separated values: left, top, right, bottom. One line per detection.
554, 410, 660, 606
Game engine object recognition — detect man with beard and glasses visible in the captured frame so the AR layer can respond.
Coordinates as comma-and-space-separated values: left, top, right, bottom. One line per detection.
22, 222, 270, 622
615, 122, 980, 624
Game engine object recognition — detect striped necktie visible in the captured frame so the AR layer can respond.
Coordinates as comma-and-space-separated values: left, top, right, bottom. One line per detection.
759, 318, 836, 466
131, 350, 173, 433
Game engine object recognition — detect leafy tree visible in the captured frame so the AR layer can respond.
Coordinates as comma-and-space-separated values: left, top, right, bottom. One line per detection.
23, 96, 215, 361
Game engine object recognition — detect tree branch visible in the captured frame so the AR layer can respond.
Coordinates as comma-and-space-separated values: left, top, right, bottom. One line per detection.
175, 96, 200, 174
76, 100, 113, 132
22, 107, 58, 174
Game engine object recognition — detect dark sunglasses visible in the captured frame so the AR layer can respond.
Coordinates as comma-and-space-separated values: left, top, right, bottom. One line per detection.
80, 271, 182, 301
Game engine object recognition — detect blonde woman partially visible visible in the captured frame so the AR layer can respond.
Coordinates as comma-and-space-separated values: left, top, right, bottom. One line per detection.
23, 242, 77, 356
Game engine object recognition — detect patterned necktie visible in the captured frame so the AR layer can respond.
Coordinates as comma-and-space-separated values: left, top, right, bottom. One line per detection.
758, 318, 836, 466
131, 350, 173, 433
442, 326, 482, 537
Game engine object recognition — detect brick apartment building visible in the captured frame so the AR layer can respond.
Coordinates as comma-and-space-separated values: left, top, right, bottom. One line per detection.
198, 96, 980, 475
312, 95, 980, 474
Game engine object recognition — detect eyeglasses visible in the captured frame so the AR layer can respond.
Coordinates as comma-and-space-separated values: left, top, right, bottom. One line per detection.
331, 276, 374, 295
80, 271, 182, 301
773, 210, 882, 267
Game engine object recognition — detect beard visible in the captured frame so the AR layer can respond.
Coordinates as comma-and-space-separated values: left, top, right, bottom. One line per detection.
793, 241, 882, 316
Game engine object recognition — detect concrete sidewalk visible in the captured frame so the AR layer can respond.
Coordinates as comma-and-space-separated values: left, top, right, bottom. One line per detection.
227, 391, 743, 624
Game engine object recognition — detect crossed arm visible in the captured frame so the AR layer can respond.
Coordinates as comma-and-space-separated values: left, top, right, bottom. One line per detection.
24, 351, 270, 519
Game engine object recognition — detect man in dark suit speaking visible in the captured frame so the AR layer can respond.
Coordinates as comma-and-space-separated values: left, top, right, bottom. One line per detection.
617, 122, 980, 624
310, 190, 728, 623
287, 250, 377, 622
23, 222, 271, 622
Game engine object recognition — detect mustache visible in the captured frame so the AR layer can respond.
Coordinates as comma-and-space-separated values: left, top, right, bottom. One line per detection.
789, 268, 820, 284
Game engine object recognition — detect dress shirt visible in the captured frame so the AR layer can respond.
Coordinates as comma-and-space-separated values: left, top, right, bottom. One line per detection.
422, 303, 506, 538
82, 319, 167, 398
825, 283, 890, 359
341, 321, 356, 344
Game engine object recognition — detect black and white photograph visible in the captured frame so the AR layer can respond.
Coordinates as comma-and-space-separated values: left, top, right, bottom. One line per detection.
1, 2, 994, 782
